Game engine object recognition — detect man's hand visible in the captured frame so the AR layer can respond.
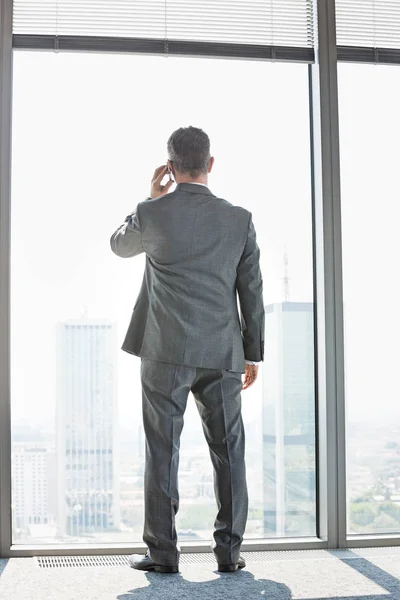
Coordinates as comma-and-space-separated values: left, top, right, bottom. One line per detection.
242, 364, 259, 390
150, 165, 174, 199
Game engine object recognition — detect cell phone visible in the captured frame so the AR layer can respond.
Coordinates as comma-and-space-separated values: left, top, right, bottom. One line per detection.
167, 163, 173, 182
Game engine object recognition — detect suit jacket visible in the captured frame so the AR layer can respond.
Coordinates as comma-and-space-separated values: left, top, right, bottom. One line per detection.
110, 182, 264, 373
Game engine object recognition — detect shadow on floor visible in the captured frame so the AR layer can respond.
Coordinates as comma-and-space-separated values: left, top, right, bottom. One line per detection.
305, 552, 400, 600
117, 569, 292, 600
0, 559, 9, 578
118, 553, 400, 600
340, 552, 400, 595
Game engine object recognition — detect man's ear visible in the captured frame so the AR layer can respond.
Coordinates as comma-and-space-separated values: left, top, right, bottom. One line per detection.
208, 156, 215, 173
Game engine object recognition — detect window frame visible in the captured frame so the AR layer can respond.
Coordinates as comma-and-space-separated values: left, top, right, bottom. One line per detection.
0, 0, 13, 560
2, 0, 400, 558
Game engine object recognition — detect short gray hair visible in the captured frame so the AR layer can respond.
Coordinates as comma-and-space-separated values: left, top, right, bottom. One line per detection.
167, 126, 211, 177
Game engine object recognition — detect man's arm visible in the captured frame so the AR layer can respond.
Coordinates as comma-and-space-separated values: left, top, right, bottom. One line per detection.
110, 164, 174, 258
236, 214, 265, 364
110, 207, 145, 258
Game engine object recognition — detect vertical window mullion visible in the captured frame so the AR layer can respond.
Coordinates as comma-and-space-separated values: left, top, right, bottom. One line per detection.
0, 0, 13, 559
309, 0, 347, 549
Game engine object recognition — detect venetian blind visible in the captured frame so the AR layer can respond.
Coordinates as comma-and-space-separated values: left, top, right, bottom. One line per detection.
336, 0, 400, 59
12, 0, 314, 58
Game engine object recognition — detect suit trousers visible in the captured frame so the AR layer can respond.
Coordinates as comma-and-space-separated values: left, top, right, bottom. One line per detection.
140, 358, 248, 567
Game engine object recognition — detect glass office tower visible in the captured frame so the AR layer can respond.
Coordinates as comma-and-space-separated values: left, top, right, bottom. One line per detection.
56, 320, 120, 538
263, 302, 316, 536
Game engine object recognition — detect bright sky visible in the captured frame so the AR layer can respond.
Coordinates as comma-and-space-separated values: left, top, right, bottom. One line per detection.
9, 51, 400, 440
10, 52, 312, 435
339, 63, 400, 424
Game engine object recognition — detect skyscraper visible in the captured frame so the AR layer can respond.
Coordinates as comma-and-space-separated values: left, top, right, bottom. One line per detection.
56, 319, 120, 537
262, 302, 316, 537
12, 443, 56, 534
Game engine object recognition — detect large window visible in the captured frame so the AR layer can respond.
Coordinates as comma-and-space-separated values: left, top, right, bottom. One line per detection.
11, 51, 315, 544
339, 63, 400, 536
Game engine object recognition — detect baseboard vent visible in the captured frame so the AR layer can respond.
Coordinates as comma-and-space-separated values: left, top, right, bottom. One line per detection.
36, 554, 218, 569
35, 547, 400, 569
37, 556, 130, 569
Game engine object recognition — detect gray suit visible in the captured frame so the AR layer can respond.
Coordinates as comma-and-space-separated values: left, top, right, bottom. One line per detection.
111, 182, 264, 566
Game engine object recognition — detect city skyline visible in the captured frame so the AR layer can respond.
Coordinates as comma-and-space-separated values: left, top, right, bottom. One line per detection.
10, 302, 400, 542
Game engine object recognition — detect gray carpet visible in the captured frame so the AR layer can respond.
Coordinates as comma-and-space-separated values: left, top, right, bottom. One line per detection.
0, 548, 399, 600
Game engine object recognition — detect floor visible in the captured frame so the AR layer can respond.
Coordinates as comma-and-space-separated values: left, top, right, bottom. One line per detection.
0, 547, 399, 600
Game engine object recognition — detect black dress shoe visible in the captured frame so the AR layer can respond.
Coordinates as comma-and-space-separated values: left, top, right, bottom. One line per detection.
218, 556, 246, 573
129, 551, 179, 574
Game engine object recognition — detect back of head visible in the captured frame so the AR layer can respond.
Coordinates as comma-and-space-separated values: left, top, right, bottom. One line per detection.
167, 126, 211, 178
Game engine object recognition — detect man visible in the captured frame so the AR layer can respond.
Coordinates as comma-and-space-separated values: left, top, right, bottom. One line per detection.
110, 126, 264, 574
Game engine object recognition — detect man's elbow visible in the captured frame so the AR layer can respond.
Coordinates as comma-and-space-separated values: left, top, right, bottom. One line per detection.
110, 234, 131, 258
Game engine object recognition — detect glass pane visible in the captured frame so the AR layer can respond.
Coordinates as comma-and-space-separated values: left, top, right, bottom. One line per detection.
11, 52, 315, 544
339, 63, 400, 535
